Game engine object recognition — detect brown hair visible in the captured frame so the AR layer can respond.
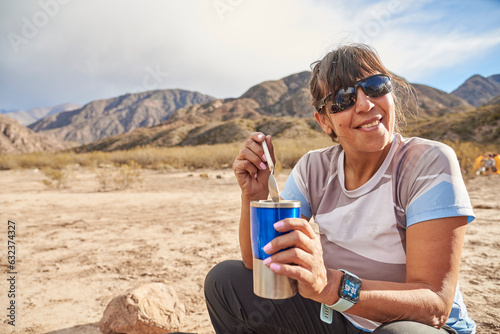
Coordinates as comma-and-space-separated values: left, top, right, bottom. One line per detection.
309, 43, 416, 140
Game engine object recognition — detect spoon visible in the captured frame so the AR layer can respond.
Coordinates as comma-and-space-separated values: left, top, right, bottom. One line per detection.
262, 140, 280, 202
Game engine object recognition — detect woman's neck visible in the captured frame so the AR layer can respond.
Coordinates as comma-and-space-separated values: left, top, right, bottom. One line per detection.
343, 143, 392, 190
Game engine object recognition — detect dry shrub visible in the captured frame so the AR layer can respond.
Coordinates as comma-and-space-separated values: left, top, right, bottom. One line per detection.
146, 143, 241, 169
1, 151, 87, 170
73, 151, 108, 167
273, 136, 333, 170
0, 155, 19, 170
114, 161, 143, 190
1, 136, 495, 177
95, 161, 143, 191
41, 167, 70, 189
0, 136, 331, 172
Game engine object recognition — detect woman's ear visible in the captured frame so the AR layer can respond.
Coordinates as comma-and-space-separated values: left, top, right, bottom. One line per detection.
314, 112, 333, 135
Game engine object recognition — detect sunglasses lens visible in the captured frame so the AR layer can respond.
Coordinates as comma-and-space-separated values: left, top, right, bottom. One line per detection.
331, 87, 355, 113
329, 75, 391, 114
361, 76, 392, 98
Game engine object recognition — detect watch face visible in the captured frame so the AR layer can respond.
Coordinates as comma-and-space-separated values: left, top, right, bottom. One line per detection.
339, 273, 362, 303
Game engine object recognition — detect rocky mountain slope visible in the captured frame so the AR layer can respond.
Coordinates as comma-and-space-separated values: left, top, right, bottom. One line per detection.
0, 114, 68, 155
168, 71, 315, 124
1, 103, 81, 126
161, 72, 473, 122
408, 100, 500, 144
75, 72, 492, 152
74, 116, 322, 152
29, 89, 214, 144
452, 74, 500, 107
24, 71, 500, 153
411, 84, 472, 116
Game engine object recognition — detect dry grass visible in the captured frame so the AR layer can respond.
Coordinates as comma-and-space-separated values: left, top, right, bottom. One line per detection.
0, 136, 332, 171
0, 136, 496, 175
41, 167, 71, 189
94, 161, 143, 191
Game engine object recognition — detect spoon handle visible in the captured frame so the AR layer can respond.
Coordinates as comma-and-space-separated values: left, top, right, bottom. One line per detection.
262, 140, 274, 174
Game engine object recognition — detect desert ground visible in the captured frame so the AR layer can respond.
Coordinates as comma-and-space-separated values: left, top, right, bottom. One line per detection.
0, 167, 499, 333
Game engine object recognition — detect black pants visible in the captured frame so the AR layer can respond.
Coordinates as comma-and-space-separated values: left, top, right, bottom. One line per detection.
204, 260, 457, 334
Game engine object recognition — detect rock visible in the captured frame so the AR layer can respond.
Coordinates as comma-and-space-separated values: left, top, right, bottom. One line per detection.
99, 283, 185, 334
0, 114, 69, 155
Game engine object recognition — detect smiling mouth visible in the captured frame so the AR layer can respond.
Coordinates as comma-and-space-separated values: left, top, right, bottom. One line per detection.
358, 119, 381, 129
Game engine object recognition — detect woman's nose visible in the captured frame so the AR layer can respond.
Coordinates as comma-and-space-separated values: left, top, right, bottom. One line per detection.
354, 87, 374, 113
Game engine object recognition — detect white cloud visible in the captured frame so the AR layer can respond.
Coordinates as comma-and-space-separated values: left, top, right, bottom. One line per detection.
0, 0, 499, 109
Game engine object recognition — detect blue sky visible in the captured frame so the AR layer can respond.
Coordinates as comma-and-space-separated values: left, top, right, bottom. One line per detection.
1, 0, 500, 111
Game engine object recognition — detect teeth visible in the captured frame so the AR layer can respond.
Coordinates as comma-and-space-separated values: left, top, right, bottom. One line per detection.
359, 120, 380, 128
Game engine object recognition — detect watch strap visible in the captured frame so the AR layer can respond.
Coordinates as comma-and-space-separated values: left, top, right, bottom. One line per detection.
325, 295, 354, 312
321, 269, 359, 321
320, 303, 333, 324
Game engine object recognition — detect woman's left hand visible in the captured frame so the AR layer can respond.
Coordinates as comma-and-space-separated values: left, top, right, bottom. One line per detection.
263, 218, 334, 303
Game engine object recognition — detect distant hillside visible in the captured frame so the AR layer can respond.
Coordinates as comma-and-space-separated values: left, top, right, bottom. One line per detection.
487, 94, 500, 106
1, 103, 80, 126
241, 71, 315, 118
29, 89, 214, 145
169, 71, 315, 123
25, 71, 499, 153
73, 71, 484, 152
0, 114, 68, 155
74, 116, 322, 152
452, 74, 500, 107
412, 84, 472, 117
170, 72, 468, 121
407, 100, 500, 144
77, 98, 500, 153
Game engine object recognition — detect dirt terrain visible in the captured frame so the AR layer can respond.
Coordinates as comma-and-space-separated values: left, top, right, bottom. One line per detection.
0, 168, 498, 333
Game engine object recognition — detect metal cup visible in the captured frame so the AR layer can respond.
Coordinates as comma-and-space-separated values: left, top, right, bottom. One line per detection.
250, 200, 300, 299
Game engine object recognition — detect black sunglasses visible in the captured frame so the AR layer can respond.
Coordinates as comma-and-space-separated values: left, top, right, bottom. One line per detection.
317, 74, 392, 114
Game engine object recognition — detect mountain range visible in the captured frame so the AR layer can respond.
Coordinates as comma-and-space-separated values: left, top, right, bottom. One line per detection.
1, 72, 500, 155
0, 114, 68, 155
74, 71, 500, 152
28, 89, 214, 145
452, 74, 500, 107
0, 103, 81, 126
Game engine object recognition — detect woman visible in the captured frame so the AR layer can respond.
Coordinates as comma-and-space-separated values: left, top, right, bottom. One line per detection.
205, 44, 476, 334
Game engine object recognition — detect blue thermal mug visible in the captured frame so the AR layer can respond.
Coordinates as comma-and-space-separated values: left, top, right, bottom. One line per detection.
250, 200, 300, 299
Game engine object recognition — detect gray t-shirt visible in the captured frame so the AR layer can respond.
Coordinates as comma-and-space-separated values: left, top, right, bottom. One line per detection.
281, 133, 476, 333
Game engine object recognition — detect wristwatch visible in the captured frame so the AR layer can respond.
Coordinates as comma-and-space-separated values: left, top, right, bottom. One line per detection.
320, 270, 362, 324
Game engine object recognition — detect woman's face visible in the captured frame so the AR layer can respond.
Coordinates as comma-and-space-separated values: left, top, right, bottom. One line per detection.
315, 73, 396, 157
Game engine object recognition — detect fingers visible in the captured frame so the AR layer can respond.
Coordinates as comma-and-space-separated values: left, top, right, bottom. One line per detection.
271, 218, 317, 243
233, 132, 273, 178
265, 258, 329, 299
232, 153, 265, 180
262, 218, 323, 282
264, 246, 314, 271
264, 256, 314, 282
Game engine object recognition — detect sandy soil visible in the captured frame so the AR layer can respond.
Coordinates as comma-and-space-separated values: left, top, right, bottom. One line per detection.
0, 167, 498, 334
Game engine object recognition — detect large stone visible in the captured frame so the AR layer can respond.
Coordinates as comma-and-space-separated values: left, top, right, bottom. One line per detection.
99, 283, 185, 334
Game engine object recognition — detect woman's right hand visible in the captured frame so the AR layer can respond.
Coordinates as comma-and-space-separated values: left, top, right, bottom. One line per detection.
232, 132, 274, 201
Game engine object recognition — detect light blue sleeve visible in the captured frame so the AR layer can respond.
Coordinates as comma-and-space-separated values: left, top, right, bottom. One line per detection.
406, 180, 475, 227
405, 143, 475, 227
281, 169, 312, 218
